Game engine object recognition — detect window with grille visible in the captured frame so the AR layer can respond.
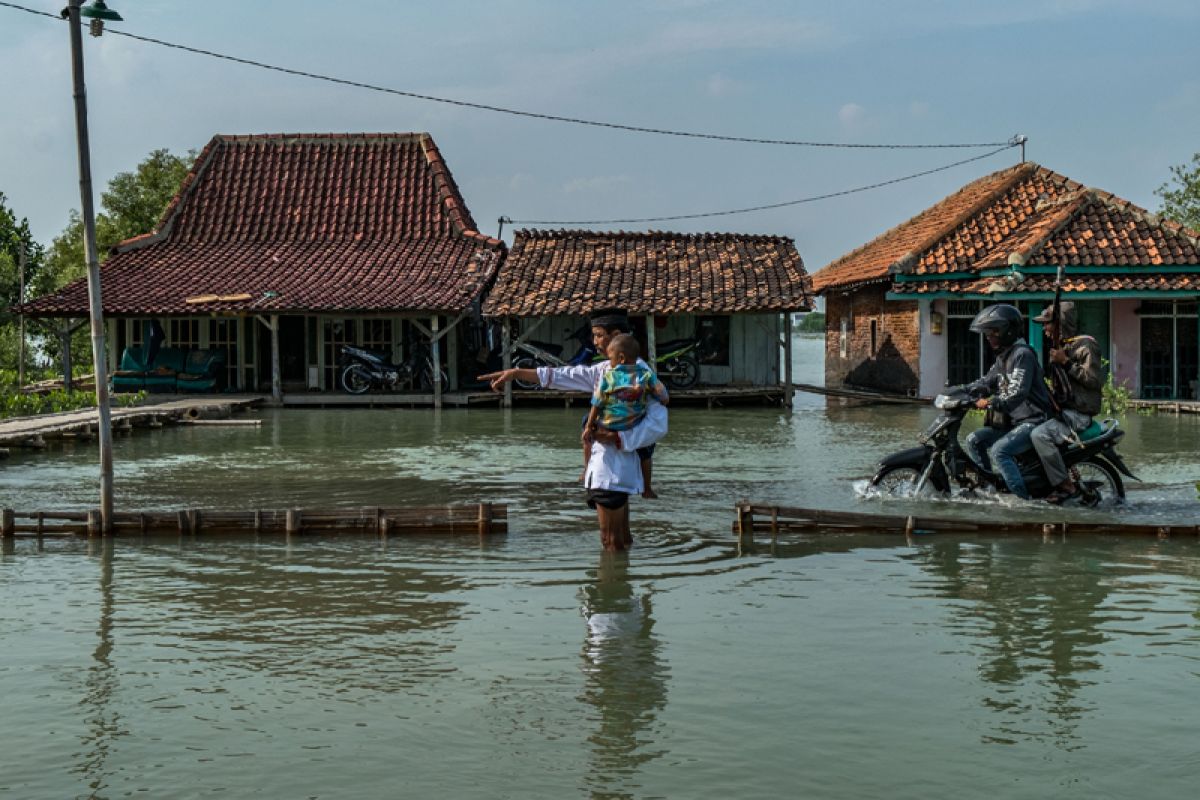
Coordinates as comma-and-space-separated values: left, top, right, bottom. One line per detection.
208, 319, 239, 389
169, 319, 200, 349
323, 318, 358, 389
1140, 300, 1200, 399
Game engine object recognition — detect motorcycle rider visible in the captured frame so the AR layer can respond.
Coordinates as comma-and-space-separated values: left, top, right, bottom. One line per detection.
964, 304, 1054, 500
1029, 301, 1106, 504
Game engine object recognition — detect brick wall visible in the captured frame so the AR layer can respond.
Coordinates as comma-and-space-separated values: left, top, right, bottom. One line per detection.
823, 284, 921, 394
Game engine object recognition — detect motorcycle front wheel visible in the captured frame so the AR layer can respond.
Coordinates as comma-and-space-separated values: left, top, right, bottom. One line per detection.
513, 356, 541, 390
868, 464, 945, 498
341, 364, 372, 395
663, 355, 699, 389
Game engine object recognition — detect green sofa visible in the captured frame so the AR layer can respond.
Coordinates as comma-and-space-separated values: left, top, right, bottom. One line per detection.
112, 346, 226, 393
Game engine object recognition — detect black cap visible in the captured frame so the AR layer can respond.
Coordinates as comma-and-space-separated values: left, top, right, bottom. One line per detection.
589, 307, 630, 330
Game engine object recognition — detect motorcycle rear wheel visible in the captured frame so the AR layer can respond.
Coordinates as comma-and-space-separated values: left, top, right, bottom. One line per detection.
513, 356, 541, 390
1073, 457, 1125, 507
341, 364, 372, 395
663, 355, 699, 390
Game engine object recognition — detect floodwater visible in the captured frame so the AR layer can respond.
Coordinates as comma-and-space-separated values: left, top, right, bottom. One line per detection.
2, 336, 1200, 798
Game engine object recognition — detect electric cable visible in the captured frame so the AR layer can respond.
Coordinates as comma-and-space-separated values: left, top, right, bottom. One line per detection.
2, 1, 1017, 150
502, 143, 1019, 226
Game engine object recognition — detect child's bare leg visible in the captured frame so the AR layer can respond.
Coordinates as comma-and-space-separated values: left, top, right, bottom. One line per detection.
640, 457, 656, 499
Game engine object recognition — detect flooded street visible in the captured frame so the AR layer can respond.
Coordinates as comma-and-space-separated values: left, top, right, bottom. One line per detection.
3, 336, 1200, 798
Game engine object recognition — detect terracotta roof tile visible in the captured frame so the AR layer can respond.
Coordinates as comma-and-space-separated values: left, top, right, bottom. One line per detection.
483, 230, 812, 315
23, 133, 503, 317
811, 162, 1200, 294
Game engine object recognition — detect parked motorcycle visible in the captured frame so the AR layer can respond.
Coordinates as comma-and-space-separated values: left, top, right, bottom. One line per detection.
511, 326, 600, 389
868, 385, 1138, 507
339, 342, 447, 394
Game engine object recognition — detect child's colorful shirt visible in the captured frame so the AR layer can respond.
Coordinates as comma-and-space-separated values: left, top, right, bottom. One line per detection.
591, 363, 664, 431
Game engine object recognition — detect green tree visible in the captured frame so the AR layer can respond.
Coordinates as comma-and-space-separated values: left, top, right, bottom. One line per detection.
34, 148, 194, 364
37, 148, 194, 296
0, 192, 46, 372
1155, 152, 1200, 231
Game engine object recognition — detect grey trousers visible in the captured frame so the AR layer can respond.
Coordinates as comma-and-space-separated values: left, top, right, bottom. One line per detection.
1031, 412, 1090, 486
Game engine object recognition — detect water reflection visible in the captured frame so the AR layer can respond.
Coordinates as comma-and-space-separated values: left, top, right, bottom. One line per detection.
578, 552, 668, 798
76, 538, 119, 796
116, 541, 472, 692
910, 540, 1113, 749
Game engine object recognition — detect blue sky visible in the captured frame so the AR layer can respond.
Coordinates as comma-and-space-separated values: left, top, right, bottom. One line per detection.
1, 0, 1198, 273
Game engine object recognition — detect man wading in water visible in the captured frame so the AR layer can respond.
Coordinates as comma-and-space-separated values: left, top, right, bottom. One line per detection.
480, 308, 668, 551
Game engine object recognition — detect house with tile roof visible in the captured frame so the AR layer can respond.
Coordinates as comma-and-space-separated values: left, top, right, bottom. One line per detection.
21, 132, 505, 403
483, 229, 813, 405
811, 162, 1200, 400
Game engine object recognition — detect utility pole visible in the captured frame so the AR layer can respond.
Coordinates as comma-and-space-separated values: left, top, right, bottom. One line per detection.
17, 243, 26, 388
67, 0, 119, 532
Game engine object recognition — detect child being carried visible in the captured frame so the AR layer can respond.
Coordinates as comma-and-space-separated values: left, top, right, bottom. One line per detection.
583, 333, 669, 479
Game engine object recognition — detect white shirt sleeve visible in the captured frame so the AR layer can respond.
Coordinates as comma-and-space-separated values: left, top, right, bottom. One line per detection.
538, 362, 606, 393
618, 400, 667, 451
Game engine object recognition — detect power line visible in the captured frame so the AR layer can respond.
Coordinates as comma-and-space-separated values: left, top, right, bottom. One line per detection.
2, 1, 1016, 150
502, 143, 1019, 227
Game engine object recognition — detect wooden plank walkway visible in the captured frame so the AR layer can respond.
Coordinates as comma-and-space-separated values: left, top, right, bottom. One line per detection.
280, 386, 788, 407
733, 503, 1200, 540
0, 503, 507, 538
0, 395, 266, 449
1127, 398, 1200, 415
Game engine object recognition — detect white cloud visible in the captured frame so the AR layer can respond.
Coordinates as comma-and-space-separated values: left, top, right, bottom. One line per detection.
705, 73, 744, 97
838, 103, 866, 130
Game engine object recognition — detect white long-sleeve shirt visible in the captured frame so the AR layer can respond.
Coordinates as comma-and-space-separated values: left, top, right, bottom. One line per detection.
537, 361, 668, 495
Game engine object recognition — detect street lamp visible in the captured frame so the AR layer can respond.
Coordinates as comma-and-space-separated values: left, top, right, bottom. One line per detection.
65, 0, 122, 532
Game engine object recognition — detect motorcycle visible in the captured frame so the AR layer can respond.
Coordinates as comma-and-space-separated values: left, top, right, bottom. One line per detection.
511, 326, 601, 389
868, 385, 1138, 507
339, 341, 447, 394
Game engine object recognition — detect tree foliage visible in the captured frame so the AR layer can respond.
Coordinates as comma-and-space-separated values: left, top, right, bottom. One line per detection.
1155, 152, 1200, 231
37, 148, 195, 296
27, 148, 194, 366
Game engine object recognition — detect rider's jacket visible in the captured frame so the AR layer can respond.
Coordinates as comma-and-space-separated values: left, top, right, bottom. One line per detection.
1059, 335, 1105, 416
969, 338, 1053, 426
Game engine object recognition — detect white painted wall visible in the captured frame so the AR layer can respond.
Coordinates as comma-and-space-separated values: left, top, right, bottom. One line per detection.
918, 298, 949, 398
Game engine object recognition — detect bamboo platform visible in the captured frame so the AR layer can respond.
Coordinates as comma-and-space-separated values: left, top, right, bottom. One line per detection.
0, 395, 266, 450
1127, 398, 1200, 415
791, 382, 925, 404
0, 503, 507, 539
733, 503, 1200, 540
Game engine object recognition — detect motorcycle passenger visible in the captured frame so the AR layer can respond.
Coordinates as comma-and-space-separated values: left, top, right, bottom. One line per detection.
964, 304, 1054, 500
1030, 302, 1106, 504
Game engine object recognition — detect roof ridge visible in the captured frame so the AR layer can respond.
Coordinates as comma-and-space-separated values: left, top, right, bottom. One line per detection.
891, 161, 1038, 274
110, 135, 226, 255
513, 228, 793, 243
1005, 189, 1096, 267
215, 132, 430, 143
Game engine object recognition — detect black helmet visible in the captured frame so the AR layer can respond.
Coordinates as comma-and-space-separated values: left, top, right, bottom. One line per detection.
970, 304, 1024, 348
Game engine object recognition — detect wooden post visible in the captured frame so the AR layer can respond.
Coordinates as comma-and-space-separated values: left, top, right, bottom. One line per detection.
783, 312, 794, 409
188, 509, 201, 534
447, 318, 458, 393
253, 510, 263, 534
431, 315, 442, 409
645, 314, 657, 371
501, 317, 513, 409
177, 510, 189, 535
0, 509, 13, 539
477, 502, 492, 536
380, 515, 391, 537
736, 502, 754, 543
87, 509, 101, 537
375, 507, 385, 536
270, 314, 282, 404
286, 509, 302, 536
36, 511, 44, 539
61, 324, 73, 392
